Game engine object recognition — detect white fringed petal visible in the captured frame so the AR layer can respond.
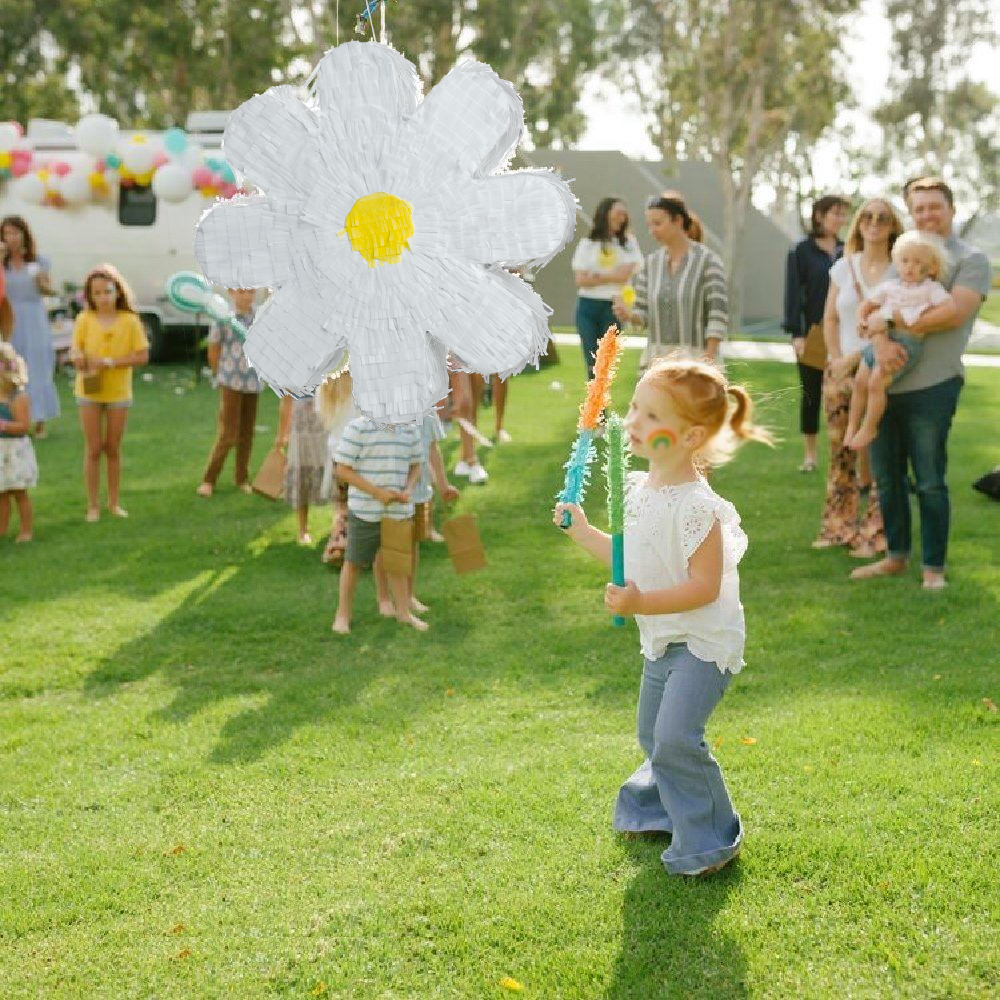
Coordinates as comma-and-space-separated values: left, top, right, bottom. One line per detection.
194, 195, 299, 288
242, 282, 347, 395
410, 170, 577, 269
222, 86, 321, 202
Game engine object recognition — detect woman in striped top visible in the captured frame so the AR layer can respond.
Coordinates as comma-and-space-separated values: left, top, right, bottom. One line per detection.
613, 192, 728, 373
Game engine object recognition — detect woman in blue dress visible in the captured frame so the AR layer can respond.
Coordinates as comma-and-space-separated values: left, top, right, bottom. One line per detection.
1, 216, 60, 437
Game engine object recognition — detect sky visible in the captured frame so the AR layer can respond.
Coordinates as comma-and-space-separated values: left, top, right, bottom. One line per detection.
576, 0, 1000, 210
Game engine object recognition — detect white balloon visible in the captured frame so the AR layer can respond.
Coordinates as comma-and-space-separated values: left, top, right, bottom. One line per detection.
151, 163, 193, 203
0, 123, 20, 153
16, 173, 45, 204
120, 139, 157, 175
76, 114, 119, 157
61, 170, 92, 205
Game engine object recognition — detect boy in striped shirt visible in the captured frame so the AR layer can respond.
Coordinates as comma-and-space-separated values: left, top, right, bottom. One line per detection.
332, 416, 425, 634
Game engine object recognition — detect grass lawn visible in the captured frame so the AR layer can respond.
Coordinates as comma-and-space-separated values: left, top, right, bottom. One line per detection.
2, 353, 997, 999
978, 290, 1000, 327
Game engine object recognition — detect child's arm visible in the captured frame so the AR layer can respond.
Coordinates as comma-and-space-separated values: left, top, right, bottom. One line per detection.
0, 394, 31, 435
428, 441, 459, 502
397, 461, 421, 502
336, 463, 396, 504
605, 521, 723, 616
553, 502, 612, 568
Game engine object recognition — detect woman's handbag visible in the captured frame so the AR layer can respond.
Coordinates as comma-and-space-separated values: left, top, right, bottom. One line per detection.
800, 322, 827, 369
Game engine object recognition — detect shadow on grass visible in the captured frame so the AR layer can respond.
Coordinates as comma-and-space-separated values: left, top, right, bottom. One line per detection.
606, 838, 746, 999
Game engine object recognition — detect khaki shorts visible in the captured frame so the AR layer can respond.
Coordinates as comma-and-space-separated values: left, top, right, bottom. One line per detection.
413, 501, 430, 543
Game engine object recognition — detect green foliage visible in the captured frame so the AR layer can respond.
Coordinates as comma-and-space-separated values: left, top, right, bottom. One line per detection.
874, 0, 999, 215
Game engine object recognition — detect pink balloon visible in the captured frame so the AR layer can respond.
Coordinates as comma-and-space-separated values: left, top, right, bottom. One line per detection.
53, 161, 72, 177
191, 166, 213, 187
94, 158, 106, 172
11, 150, 32, 177
219, 182, 238, 198
152, 152, 170, 169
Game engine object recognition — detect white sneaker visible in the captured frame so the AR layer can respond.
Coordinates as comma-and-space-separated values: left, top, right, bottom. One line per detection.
454, 460, 472, 477
496, 428, 512, 444
468, 463, 489, 485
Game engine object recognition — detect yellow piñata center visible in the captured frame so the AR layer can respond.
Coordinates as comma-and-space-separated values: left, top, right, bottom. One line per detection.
341, 192, 414, 266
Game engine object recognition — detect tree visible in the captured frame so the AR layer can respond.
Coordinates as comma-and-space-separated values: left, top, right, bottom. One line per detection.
0, 2, 80, 124
874, 0, 999, 227
296, 0, 601, 148
610, 0, 857, 332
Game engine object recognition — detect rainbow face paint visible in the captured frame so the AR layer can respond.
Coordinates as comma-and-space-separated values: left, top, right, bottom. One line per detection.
646, 428, 677, 450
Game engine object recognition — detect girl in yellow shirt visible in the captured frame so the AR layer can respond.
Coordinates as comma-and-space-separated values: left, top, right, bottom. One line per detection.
70, 265, 149, 522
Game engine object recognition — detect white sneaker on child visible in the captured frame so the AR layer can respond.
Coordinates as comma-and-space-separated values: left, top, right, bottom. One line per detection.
454, 460, 472, 477
468, 463, 489, 485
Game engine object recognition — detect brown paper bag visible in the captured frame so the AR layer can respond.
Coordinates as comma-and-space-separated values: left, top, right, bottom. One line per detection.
800, 322, 828, 370
252, 447, 286, 500
442, 514, 487, 575
81, 370, 104, 395
380, 517, 414, 576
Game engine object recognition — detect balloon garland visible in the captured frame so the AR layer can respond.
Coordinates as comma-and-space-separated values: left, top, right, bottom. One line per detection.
1, 114, 246, 208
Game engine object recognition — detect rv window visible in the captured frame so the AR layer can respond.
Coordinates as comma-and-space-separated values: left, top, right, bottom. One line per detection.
119, 184, 157, 227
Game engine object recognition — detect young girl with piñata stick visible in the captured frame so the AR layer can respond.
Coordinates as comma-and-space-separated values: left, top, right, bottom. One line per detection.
554, 357, 772, 877
556, 325, 621, 528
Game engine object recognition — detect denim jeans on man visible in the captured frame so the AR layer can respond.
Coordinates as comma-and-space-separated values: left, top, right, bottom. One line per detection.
869, 376, 962, 570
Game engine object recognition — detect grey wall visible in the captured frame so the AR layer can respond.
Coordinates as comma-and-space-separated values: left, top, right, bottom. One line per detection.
519, 150, 792, 330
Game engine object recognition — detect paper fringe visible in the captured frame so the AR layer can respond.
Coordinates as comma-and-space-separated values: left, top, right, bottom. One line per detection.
557, 429, 595, 509
579, 326, 621, 430
604, 413, 629, 535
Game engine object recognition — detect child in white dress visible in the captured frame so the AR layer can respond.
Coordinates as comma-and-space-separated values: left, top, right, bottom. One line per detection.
847, 232, 956, 450
0, 342, 37, 542
555, 358, 772, 876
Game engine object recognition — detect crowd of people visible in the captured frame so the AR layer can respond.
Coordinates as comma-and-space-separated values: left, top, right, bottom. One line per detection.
1, 172, 992, 879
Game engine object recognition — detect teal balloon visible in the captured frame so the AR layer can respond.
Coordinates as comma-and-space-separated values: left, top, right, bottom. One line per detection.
163, 127, 188, 155
166, 270, 212, 313
219, 163, 236, 184
205, 157, 222, 171
105, 154, 121, 169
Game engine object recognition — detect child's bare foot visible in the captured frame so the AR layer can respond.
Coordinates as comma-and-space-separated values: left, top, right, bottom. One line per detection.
398, 613, 429, 632
196, 482, 213, 498
86, 508, 100, 523
15, 532, 32, 543
297, 533, 313, 546
331, 617, 351, 634
378, 598, 396, 617
411, 597, 429, 613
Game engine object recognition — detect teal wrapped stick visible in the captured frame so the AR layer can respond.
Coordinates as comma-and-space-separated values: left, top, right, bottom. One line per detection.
557, 429, 595, 527
604, 412, 630, 626
165, 271, 248, 343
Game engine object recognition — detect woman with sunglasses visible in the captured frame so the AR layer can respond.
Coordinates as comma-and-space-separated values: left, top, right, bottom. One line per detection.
612, 192, 726, 374
812, 199, 900, 555
782, 194, 850, 472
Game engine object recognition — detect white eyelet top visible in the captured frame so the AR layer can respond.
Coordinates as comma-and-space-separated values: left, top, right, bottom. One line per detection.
623, 472, 748, 673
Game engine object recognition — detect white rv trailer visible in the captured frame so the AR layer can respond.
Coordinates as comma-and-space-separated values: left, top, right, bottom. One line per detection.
1, 112, 233, 358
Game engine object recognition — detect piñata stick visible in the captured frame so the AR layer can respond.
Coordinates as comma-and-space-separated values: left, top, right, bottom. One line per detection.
604, 412, 630, 626
557, 326, 622, 528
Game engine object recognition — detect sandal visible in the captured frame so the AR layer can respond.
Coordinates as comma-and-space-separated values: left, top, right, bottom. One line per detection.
798, 460, 817, 473
850, 557, 907, 580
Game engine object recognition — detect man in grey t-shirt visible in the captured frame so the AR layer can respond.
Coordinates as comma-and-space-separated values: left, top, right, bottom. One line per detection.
852, 177, 991, 589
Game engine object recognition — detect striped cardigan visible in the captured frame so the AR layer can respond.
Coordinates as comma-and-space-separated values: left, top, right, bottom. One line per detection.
632, 242, 729, 369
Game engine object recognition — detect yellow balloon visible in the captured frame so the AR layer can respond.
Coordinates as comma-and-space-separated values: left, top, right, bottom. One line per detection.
37, 169, 51, 182
622, 286, 636, 308
0, 152, 11, 169
135, 170, 154, 185
201, 185, 218, 197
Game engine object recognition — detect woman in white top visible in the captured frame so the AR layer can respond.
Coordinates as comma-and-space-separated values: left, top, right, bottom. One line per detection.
814, 199, 901, 554
571, 197, 642, 379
